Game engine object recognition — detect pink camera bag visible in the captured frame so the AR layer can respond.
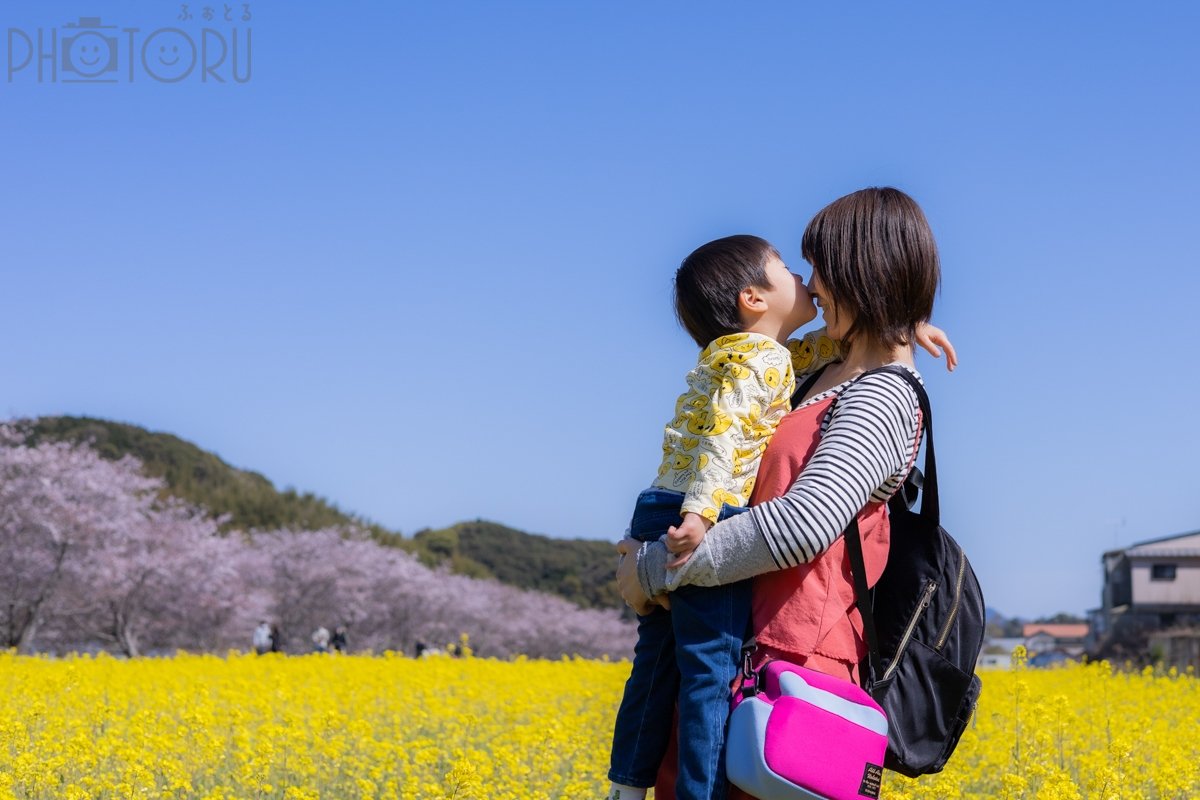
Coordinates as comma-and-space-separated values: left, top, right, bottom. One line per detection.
726, 659, 888, 800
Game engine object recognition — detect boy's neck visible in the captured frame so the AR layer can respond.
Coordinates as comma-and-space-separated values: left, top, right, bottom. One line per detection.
742, 318, 791, 344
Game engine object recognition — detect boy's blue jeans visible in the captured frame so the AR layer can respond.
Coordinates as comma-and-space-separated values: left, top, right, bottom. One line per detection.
608, 488, 751, 800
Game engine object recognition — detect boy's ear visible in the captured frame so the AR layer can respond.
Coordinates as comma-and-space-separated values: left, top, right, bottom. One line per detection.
739, 285, 767, 314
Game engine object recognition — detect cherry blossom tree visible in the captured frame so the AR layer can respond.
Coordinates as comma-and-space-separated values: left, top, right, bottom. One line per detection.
237, 527, 635, 658
67, 499, 245, 657
0, 426, 248, 655
0, 427, 159, 652
240, 527, 400, 652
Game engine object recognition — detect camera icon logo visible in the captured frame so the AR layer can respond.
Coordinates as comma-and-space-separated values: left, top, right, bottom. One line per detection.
62, 17, 118, 82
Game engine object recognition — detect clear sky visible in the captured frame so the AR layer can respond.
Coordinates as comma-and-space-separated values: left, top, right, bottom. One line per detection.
3, 1, 1198, 619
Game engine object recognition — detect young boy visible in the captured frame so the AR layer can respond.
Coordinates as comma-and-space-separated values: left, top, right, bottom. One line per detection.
606, 234, 839, 800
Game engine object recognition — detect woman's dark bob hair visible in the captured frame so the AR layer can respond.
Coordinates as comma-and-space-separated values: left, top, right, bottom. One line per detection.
802, 187, 940, 349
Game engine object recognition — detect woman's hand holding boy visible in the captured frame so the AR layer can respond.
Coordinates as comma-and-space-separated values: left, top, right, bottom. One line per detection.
616, 538, 670, 615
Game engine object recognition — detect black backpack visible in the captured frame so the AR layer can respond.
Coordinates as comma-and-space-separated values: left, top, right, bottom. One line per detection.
833, 365, 986, 777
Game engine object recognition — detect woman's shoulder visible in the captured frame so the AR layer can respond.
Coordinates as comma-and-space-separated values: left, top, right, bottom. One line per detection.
837, 363, 923, 421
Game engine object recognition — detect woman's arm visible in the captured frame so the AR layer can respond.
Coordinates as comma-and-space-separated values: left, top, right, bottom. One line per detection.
787, 323, 955, 378
631, 369, 922, 599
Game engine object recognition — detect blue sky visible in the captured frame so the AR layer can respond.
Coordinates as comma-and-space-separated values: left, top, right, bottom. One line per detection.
2, 1, 1198, 619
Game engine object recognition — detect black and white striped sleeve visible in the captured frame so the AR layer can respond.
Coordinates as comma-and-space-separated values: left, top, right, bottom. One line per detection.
751, 369, 922, 568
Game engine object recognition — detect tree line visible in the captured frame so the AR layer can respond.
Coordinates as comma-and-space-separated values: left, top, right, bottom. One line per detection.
1, 424, 634, 659
27, 416, 622, 610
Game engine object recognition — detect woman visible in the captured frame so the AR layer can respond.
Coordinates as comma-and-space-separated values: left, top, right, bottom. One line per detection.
616, 186, 950, 799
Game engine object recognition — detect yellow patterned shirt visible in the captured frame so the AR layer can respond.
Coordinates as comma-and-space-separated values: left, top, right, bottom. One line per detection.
653, 328, 842, 522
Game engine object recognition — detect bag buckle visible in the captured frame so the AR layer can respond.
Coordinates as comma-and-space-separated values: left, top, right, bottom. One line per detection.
738, 639, 760, 697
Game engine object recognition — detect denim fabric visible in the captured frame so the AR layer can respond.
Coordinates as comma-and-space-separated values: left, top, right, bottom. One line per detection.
609, 488, 751, 800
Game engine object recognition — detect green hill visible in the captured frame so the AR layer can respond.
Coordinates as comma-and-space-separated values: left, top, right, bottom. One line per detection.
22, 416, 621, 609
25, 416, 395, 539
414, 521, 622, 609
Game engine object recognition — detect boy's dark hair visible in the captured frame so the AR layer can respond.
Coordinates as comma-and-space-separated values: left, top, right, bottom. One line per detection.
801, 187, 940, 349
674, 235, 781, 348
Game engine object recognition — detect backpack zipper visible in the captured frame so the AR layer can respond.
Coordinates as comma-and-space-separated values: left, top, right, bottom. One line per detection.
882, 579, 937, 683
934, 545, 967, 651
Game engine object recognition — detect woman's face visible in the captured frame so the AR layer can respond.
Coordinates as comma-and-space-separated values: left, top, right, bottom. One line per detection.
763, 255, 817, 333
807, 270, 851, 340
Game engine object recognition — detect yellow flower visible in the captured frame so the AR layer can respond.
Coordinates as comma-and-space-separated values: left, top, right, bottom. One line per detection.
0, 651, 1197, 798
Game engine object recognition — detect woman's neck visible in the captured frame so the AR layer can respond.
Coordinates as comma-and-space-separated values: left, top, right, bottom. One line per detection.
800, 337, 914, 402
826, 337, 914, 382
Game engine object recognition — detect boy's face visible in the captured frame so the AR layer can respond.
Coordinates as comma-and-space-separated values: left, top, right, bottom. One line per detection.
762, 255, 817, 334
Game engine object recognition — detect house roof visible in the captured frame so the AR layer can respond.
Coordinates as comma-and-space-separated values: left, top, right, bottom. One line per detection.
1127, 531, 1200, 557
1103, 530, 1200, 559
1023, 623, 1089, 639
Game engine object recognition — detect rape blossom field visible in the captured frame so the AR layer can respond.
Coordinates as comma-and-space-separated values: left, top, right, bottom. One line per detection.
1, 650, 1196, 800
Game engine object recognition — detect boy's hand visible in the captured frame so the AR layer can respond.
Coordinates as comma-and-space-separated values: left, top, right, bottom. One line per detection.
915, 323, 958, 372
667, 545, 696, 568
666, 512, 711, 568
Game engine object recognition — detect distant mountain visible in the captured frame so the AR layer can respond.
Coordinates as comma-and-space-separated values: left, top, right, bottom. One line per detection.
986, 607, 1023, 638
21, 416, 622, 609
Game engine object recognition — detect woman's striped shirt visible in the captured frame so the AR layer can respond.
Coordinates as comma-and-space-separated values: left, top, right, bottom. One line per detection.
753, 365, 923, 569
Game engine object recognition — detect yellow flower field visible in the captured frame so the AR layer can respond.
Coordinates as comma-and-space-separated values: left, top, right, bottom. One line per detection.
0, 650, 1196, 799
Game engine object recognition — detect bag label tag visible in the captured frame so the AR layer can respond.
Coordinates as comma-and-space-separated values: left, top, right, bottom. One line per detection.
858, 763, 883, 798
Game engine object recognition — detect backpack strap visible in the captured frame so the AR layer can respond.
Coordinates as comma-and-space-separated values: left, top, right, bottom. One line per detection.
881, 365, 938, 525
843, 364, 937, 687
844, 516, 882, 685
790, 366, 828, 410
